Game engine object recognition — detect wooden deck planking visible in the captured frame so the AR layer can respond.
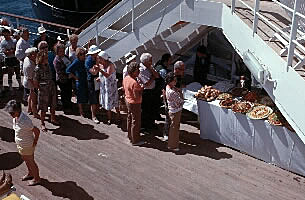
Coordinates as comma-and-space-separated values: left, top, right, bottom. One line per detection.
1, 86, 305, 199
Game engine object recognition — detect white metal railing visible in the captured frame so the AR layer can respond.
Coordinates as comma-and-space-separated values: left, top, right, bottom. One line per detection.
231, 0, 305, 69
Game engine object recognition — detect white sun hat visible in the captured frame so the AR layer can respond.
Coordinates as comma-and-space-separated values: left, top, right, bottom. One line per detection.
38, 26, 46, 34
98, 51, 111, 60
87, 45, 101, 55
124, 52, 136, 64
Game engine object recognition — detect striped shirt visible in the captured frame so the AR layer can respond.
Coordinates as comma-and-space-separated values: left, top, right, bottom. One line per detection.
138, 63, 155, 89
13, 112, 34, 148
166, 86, 184, 113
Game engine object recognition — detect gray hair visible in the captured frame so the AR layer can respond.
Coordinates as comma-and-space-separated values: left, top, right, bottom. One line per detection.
38, 41, 48, 51
25, 47, 38, 56
140, 53, 152, 64
5, 100, 22, 113
174, 61, 184, 70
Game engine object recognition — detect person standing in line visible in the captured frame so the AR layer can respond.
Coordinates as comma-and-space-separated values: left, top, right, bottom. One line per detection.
66, 47, 88, 117
33, 26, 55, 51
97, 51, 120, 125
165, 72, 184, 152
53, 43, 73, 113
138, 53, 159, 130
65, 34, 79, 62
23, 47, 39, 118
34, 50, 59, 132
173, 61, 186, 89
122, 52, 137, 79
85, 45, 101, 124
123, 62, 145, 146
15, 27, 31, 76
5, 100, 41, 186
0, 28, 21, 91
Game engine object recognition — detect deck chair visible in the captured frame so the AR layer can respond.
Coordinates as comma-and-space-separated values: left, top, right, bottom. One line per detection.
269, 0, 305, 69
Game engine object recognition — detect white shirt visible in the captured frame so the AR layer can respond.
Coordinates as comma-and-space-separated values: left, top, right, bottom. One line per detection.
23, 57, 36, 89
166, 86, 184, 113
122, 65, 128, 79
13, 112, 34, 148
15, 38, 31, 61
138, 63, 155, 90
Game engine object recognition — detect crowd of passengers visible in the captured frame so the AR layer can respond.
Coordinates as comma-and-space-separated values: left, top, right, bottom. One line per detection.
1, 17, 213, 186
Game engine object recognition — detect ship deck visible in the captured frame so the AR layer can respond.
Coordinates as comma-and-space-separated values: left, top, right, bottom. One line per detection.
1, 75, 305, 200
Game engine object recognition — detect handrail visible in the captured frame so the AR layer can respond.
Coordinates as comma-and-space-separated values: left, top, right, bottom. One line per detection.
75, 0, 122, 34
231, 0, 305, 69
0, 11, 78, 31
98, 0, 166, 47
37, 0, 96, 14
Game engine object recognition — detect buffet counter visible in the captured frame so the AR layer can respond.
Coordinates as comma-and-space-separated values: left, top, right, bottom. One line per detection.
197, 99, 305, 177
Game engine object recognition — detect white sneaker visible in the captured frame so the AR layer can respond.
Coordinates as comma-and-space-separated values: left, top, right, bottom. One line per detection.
163, 135, 168, 141
93, 118, 100, 124
132, 141, 145, 146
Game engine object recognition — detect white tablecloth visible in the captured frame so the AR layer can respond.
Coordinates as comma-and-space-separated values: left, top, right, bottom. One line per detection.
197, 99, 305, 177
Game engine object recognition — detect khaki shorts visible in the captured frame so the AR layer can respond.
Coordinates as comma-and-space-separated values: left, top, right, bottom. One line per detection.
17, 145, 35, 156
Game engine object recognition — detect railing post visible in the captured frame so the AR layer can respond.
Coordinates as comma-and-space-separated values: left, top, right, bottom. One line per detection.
16, 18, 19, 28
95, 18, 99, 45
287, 0, 300, 70
66, 29, 70, 38
131, 0, 135, 32
252, 0, 260, 36
231, 0, 236, 14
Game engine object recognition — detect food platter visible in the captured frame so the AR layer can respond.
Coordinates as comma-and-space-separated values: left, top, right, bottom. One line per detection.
243, 91, 259, 103
217, 93, 232, 100
231, 87, 248, 97
268, 111, 284, 126
232, 101, 253, 114
219, 99, 236, 109
247, 105, 273, 120
194, 85, 220, 102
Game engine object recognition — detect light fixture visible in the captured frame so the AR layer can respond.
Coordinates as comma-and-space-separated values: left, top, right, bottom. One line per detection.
243, 50, 265, 84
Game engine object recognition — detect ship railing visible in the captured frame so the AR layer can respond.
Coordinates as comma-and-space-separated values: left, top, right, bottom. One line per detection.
231, 0, 305, 70
0, 11, 78, 42
78, 0, 170, 48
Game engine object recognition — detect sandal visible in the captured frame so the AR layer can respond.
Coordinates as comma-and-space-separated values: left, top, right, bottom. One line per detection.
28, 179, 41, 186
41, 124, 47, 132
21, 175, 34, 181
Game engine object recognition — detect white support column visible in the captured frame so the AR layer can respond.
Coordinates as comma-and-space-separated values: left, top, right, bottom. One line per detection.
132, 0, 135, 32
95, 18, 99, 45
16, 18, 19, 28
231, 0, 236, 14
287, 0, 301, 70
66, 29, 70, 38
252, 0, 260, 36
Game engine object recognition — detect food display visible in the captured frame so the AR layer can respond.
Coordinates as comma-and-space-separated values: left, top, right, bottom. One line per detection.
194, 85, 220, 101
232, 101, 253, 113
247, 105, 273, 120
243, 91, 259, 103
231, 87, 248, 97
219, 99, 236, 109
217, 93, 232, 100
268, 111, 285, 126
260, 96, 275, 107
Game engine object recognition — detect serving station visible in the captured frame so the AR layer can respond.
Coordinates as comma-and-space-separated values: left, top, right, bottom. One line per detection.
183, 82, 305, 177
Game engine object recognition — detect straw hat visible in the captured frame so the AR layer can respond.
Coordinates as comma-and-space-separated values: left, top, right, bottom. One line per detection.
124, 52, 136, 64
87, 45, 101, 55
38, 26, 46, 34
98, 51, 111, 60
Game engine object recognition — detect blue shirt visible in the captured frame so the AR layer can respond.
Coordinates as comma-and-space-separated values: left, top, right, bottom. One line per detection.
85, 55, 97, 81
48, 51, 56, 81
66, 58, 87, 85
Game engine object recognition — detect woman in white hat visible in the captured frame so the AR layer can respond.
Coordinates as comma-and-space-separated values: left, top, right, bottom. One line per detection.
97, 51, 120, 125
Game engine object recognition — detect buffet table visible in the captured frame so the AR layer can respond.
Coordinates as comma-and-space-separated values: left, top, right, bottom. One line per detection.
197, 99, 305, 177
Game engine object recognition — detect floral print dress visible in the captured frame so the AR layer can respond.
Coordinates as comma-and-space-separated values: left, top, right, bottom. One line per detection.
99, 67, 119, 110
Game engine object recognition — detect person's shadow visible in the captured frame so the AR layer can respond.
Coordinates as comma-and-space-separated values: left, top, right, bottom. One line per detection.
0, 126, 15, 143
40, 179, 94, 200
141, 130, 232, 160
0, 152, 23, 170
50, 115, 109, 140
